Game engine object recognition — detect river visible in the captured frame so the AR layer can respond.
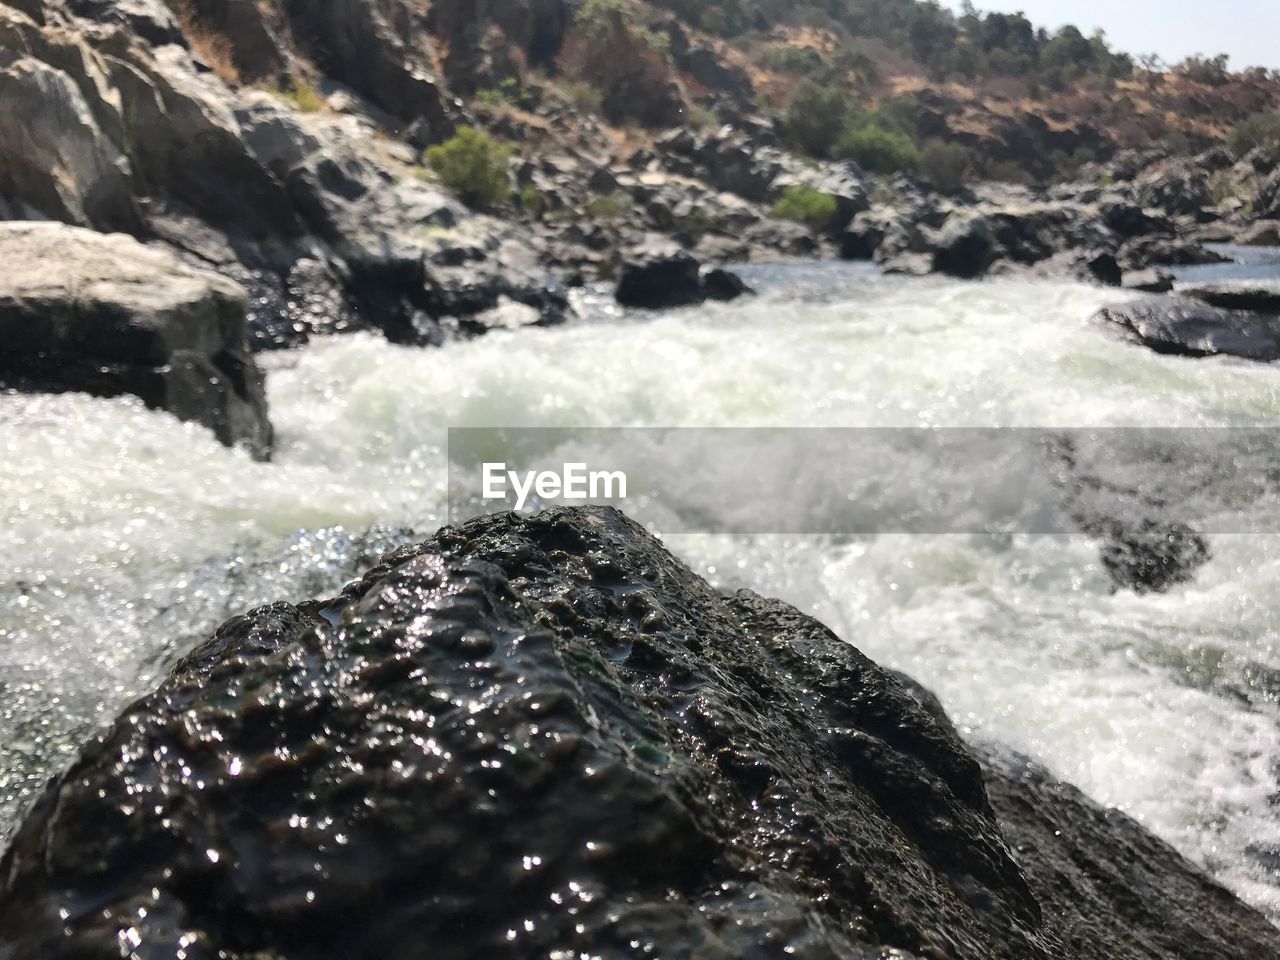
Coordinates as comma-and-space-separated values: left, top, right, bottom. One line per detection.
2, 257, 1279, 917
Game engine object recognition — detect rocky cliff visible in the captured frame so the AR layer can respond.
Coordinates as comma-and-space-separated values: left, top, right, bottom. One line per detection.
1, 507, 1276, 959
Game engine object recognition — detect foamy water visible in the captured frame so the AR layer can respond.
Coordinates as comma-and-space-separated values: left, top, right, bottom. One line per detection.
2, 262, 1279, 915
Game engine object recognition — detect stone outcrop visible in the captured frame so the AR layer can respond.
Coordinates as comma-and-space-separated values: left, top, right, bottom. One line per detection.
0, 221, 272, 456
615, 243, 750, 309
1095, 295, 1280, 362
1179, 279, 1280, 313
2, 507, 1276, 959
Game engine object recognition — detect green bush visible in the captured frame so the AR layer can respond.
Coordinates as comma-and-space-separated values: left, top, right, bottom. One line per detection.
561, 80, 605, 115
585, 193, 630, 219
783, 81, 850, 158
834, 123, 921, 175
266, 77, 325, 113
1228, 112, 1280, 157
771, 184, 838, 230
475, 78, 535, 111
424, 127, 513, 210
519, 184, 547, 216
920, 140, 974, 193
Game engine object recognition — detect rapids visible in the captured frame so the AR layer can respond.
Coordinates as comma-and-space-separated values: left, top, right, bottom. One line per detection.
3, 260, 1280, 916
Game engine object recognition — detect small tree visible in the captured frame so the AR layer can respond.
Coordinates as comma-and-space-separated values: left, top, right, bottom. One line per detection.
783, 81, 850, 158
1227, 112, 1280, 156
424, 127, 513, 210
771, 185, 839, 230
834, 123, 921, 175
920, 141, 974, 193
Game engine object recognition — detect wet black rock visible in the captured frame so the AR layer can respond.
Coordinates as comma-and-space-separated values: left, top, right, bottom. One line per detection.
615, 247, 750, 309
1095, 296, 1280, 362
615, 245, 705, 308
4, 507, 1277, 960
1044, 434, 1213, 593
1083, 250, 1122, 287
979, 744, 1274, 960
932, 212, 998, 279
701, 266, 752, 302
1090, 516, 1211, 594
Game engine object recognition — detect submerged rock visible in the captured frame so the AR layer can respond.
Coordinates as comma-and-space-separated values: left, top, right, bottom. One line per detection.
2, 507, 1276, 960
701, 265, 752, 301
1095, 296, 1280, 362
0, 221, 272, 457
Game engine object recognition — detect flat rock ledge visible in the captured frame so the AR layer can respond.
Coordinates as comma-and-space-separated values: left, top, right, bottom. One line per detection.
2, 507, 1275, 960
1094, 295, 1280, 362
0, 222, 272, 457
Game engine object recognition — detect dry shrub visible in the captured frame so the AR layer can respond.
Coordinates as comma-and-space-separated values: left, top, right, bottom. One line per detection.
558, 31, 682, 127
185, 27, 242, 86
162, 1, 241, 86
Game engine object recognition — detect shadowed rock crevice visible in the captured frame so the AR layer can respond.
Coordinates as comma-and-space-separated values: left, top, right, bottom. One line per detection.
2, 507, 1276, 960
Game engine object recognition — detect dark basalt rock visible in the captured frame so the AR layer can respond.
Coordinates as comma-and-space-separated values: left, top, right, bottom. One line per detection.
3, 507, 1277, 960
1117, 235, 1230, 269
1095, 296, 1280, 362
1083, 250, 1122, 287
615, 247, 749, 309
701, 266, 752, 302
616, 245, 705, 308
932, 212, 998, 279
979, 745, 1278, 960
1044, 434, 1213, 593
1179, 280, 1280, 314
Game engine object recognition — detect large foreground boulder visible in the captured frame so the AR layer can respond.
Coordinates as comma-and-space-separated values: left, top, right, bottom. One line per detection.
2, 507, 1276, 960
1095, 295, 1280, 362
0, 222, 272, 457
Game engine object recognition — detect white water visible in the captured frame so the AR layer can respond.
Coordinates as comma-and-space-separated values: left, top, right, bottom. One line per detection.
3, 262, 1280, 916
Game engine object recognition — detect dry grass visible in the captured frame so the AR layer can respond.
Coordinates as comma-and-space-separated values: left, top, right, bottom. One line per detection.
162, 1, 242, 86
185, 27, 241, 86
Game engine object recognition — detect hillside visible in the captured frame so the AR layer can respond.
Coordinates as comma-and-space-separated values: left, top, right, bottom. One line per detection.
426, 0, 1280, 184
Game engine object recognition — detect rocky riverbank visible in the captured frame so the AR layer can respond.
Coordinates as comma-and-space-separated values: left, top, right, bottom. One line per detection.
2, 506, 1277, 959
3, 1, 1280, 453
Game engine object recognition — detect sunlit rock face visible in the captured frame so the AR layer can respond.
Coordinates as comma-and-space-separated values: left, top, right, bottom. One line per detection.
2, 506, 1277, 960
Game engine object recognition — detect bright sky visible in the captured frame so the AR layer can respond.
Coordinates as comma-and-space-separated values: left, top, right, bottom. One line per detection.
941, 0, 1280, 71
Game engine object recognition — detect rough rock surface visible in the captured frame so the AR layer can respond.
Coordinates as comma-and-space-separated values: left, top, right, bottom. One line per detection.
1095, 296, 1280, 362
895, 677, 1279, 960
0, 221, 272, 456
3, 507, 1277, 960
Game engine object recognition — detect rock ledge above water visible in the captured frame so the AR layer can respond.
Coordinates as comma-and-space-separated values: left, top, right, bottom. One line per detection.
0, 221, 272, 456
